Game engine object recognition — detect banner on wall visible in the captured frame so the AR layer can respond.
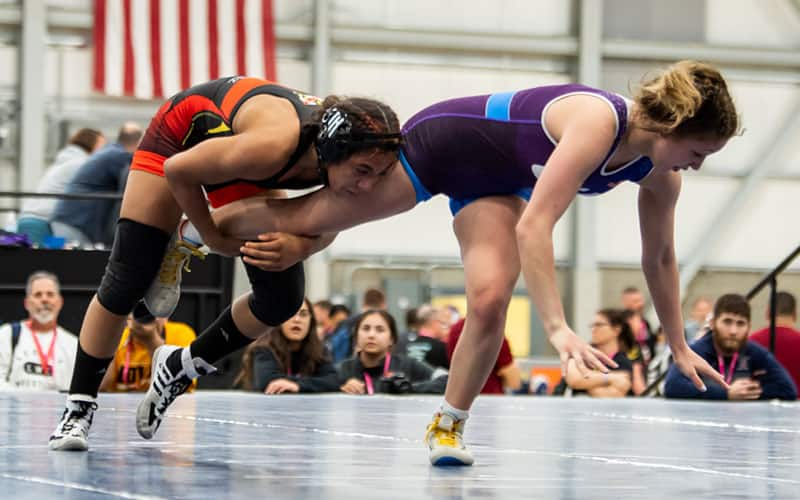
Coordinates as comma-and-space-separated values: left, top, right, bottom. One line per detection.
92, 0, 276, 99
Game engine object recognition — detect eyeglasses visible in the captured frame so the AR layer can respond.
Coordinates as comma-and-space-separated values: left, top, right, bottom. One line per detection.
295, 310, 311, 318
589, 322, 610, 329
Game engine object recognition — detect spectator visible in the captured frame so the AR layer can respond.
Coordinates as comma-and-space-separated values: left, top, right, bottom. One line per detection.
563, 309, 634, 397
234, 298, 338, 393
443, 304, 462, 326
0, 271, 77, 391
622, 286, 656, 364
329, 288, 386, 363
750, 291, 800, 393
312, 299, 333, 339
447, 318, 520, 394
393, 307, 420, 355
50, 123, 143, 246
406, 304, 450, 369
620, 309, 647, 395
664, 294, 797, 401
99, 303, 196, 392
16, 128, 106, 245
684, 296, 713, 342
325, 304, 350, 337
338, 310, 446, 395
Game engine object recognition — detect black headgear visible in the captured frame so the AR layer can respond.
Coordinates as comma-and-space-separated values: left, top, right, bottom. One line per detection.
315, 107, 402, 184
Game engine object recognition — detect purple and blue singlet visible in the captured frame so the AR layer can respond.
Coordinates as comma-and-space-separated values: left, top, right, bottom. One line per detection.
399, 84, 654, 214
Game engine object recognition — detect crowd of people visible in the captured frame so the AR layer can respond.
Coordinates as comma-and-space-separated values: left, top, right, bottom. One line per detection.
2, 270, 797, 403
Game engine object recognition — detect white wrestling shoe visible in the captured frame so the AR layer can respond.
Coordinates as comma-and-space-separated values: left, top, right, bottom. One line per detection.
48, 396, 98, 451
136, 345, 215, 439
144, 232, 207, 317
425, 412, 474, 466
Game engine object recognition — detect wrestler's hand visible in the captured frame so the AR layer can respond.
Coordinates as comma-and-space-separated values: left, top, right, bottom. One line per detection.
205, 232, 246, 257
240, 232, 316, 272
549, 326, 618, 377
671, 345, 729, 392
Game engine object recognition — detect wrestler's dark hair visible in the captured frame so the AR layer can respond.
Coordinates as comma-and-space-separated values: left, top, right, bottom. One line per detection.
302, 96, 402, 170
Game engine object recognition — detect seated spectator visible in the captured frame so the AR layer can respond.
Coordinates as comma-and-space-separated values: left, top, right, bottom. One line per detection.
323, 303, 350, 339
393, 306, 420, 356
664, 294, 797, 401
99, 302, 196, 392
16, 128, 105, 245
620, 310, 647, 395
235, 298, 339, 393
406, 304, 450, 369
447, 318, 520, 394
329, 288, 386, 363
338, 310, 447, 395
0, 271, 77, 391
684, 296, 714, 342
313, 299, 333, 339
563, 309, 634, 397
749, 291, 800, 393
622, 286, 656, 365
50, 123, 143, 246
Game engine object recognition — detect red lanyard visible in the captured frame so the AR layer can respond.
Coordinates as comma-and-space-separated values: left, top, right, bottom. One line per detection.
122, 339, 134, 385
28, 322, 57, 376
717, 352, 739, 385
363, 355, 391, 395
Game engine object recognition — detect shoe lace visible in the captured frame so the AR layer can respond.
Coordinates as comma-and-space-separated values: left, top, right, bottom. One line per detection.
427, 416, 463, 448
158, 241, 206, 284
61, 402, 98, 434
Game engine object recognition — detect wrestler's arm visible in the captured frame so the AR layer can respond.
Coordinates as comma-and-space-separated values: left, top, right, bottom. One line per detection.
164, 96, 299, 254
637, 170, 728, 391
516, 97, 618, 376
212, 163, 418, 239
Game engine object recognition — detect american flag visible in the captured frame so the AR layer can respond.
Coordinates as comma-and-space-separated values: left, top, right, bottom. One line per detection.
93, 0, 276, 99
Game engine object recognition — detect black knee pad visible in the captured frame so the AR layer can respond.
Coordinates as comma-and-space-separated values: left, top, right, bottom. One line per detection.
97, 218, 171, 315
245, 261, 306, 326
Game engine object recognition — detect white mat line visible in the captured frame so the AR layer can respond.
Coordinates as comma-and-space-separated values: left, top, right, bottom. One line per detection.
0, 472, 166, 499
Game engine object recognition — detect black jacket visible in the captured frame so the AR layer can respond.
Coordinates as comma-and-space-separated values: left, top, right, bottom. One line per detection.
337, 354, 447, 394
664, 334, 797, 400
251, 348, 340, 393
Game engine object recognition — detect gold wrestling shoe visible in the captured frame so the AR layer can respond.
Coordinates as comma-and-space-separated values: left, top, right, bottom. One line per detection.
144, 232, 207, 317
425, 413, 474, 466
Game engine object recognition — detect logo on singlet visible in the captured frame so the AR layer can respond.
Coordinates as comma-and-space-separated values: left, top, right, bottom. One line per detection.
292, 91, 323, 106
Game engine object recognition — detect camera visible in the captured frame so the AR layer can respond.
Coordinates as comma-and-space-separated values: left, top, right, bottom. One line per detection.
379, 373, 413, 394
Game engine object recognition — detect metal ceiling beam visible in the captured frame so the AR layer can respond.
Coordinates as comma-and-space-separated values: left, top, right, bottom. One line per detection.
570, 0, 603, 338
0, 4, 796, 71
306, 0, 333, 302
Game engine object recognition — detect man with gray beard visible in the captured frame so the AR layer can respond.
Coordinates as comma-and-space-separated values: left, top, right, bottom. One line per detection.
0, 271, 78, 391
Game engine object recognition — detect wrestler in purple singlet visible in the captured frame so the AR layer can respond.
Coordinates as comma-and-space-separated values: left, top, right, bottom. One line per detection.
398, 84, 654, 214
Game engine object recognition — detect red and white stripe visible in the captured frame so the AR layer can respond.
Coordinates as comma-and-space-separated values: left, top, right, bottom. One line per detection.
93, 0, 276, 99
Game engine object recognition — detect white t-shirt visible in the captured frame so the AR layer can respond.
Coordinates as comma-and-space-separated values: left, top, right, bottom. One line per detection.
19, 145, 89, 219
0, 322, 78, 391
